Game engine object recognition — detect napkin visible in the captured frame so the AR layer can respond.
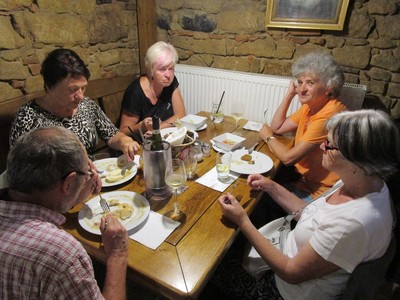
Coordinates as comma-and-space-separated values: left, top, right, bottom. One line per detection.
243, 120, 264, 132
195, 167, 239, 192
129, 211, 180, 250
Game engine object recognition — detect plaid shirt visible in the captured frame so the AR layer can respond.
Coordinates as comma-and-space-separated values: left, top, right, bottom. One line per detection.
0, 198, 104, 299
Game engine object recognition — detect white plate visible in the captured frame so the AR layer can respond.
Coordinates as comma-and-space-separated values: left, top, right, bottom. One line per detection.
160, 127, 199, 140
78, 191, 150, 235
93, 157, 137, 188
229, 149, 273, 174
210, 140, 227, 153
195, 123, 208, 131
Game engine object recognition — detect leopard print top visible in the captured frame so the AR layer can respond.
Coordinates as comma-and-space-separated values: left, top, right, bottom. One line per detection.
9, 97, 119, 154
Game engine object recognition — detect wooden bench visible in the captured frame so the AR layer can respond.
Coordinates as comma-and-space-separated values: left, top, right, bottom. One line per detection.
0, 75, 135, 173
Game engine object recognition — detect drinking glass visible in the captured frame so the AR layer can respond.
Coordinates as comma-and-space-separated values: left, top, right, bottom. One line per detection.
165, 159, 187, 221
216, 152, 232, 183
231, 101, 244, 127
210, 103, 224, 124
183, 149, 198, 180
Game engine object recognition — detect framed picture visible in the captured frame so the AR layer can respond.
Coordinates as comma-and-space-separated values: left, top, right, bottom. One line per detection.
266, 0, 350, 31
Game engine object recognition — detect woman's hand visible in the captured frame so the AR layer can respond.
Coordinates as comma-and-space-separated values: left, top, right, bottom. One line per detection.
247, 174, 273, 192
217, 193, 249, 227
100, 214, 128, 259
109, 132, 140, 161
287, 80, 298, 99
142, 117, 153, 133
88, 159, 102, 194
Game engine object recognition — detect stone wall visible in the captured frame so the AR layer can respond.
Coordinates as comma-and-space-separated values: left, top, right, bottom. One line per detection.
0, 0, 140, 102
156, 0, 400, 119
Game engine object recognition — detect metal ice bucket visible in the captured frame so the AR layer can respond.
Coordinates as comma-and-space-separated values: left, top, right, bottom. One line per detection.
142, 140, 172, 197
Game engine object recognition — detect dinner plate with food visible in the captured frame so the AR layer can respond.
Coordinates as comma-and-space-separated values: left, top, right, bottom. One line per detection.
78, 191, 150, 235
229, 149, 273, 174
93, 155, 139, 187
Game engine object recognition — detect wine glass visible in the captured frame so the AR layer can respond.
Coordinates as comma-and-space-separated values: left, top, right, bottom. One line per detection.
165, 159, 187, 221
231, 101, 244, 127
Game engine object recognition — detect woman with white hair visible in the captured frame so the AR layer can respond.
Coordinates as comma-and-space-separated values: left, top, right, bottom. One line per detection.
119, 41, 186, 138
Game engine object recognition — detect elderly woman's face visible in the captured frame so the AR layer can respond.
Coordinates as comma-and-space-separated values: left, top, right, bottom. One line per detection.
48, 75, 88, 111
152, 58, 175, 87
296, 73, 328, 104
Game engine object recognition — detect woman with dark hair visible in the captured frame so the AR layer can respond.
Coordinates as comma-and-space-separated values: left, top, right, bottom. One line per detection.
9, 48, 139, 160
211, 109, 400, 300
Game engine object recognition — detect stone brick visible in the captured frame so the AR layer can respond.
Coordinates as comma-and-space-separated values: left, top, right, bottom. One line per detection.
325, 36, 345, 49
365, 0, 397, 15
0, 62, 30, 80
159, 0, 184, 11
375, 15, 400, 39
25, 13, 88, 45
217, 9, 264, 33
169, 35, 228, 56
392, 73, 400, 84
0, 82, 23, 102
348, 9, 374, 39
371, 53, 400, 72
94, 49, 121, 67
368, 38, 396, 49
367, 67, 391, 81
28, 63, 41, 76
387, 82, 400, 98
262, 59, 292, 77
333, 46, 371, 69
24, 74, 43, 94
89, 6, 128, 44
366, 80, 387, 94
0, 0, 31, 10
0, 16, 25, 50
234, 38, 275, 57
36, 0, 95, 14
212, 56, 252, 72
275, 40, 295, 59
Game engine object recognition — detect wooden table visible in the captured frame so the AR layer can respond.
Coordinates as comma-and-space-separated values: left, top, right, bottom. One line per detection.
62, 112, 293, 299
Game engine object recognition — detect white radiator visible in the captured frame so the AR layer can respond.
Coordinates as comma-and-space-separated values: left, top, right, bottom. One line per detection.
174, 64, 366, 124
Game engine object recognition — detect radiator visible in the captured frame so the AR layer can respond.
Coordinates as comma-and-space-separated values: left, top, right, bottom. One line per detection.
174, 64, 366, 124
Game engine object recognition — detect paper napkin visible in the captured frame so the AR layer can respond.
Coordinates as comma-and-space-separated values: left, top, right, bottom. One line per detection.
195, 167, 239, 192
129, 211, 180, 250
243, 120, 264, 132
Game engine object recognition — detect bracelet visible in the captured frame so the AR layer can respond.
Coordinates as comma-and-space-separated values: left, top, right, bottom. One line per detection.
265, 136, 276, 144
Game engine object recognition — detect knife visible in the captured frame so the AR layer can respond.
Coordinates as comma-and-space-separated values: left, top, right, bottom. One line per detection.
247, 142, 258, 154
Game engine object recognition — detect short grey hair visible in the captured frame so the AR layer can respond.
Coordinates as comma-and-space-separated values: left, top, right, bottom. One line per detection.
326, 109, 400, 179
145, 41, 179, 75
7, 126, 87, 193
292, 52, 345, 98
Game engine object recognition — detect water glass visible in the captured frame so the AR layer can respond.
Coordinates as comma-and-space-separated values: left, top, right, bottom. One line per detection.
202, 142, 211, 157
183, 149, 198, 180
216, 152, 231, 182
210, 103, 224, 124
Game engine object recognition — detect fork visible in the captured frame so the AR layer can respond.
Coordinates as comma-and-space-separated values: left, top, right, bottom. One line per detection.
99, 193, 111, 213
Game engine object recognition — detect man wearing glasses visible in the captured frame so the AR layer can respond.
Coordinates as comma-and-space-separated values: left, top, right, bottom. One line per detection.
0, 126, 128, 300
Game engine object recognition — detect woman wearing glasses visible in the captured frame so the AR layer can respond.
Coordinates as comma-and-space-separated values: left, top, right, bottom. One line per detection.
210, 109, 399, 300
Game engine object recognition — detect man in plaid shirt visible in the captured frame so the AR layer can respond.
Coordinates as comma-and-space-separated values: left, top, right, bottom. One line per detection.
0, 126, 128, 300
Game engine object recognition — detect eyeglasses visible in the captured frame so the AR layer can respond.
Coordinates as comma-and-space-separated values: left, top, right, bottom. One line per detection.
323, 139, 339, 151
61, 169, 94, 181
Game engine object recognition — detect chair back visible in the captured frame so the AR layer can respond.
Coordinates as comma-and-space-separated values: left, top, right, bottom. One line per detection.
341, 235, 396, 300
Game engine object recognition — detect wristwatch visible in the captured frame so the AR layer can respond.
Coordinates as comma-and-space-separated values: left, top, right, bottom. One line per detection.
265, 136, 276, 144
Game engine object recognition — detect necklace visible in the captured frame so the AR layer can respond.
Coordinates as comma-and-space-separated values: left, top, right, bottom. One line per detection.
148, 78, 158, 104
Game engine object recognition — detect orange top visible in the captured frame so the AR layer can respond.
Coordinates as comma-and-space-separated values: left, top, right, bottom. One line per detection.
290, 99, 347, 198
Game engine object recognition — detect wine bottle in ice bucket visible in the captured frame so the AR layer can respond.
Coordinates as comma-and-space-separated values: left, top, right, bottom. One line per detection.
150, 116, 163, 151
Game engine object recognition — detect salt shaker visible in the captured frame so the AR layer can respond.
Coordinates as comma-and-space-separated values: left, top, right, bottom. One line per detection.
192, 140, 203, 162
202, 142, 211, 157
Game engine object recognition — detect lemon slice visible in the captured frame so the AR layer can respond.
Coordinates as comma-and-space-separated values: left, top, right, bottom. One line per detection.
217, 165, 229, 172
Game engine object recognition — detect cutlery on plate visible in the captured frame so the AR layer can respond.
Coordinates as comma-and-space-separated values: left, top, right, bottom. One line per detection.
247, 142, 258, 154
99, 193, 111, 213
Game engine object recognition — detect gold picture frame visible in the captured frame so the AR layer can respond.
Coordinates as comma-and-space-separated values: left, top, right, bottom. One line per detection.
266, 0, 350, 31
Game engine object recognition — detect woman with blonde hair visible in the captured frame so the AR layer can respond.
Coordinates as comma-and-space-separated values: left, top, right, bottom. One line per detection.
119, 41, 186, 138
